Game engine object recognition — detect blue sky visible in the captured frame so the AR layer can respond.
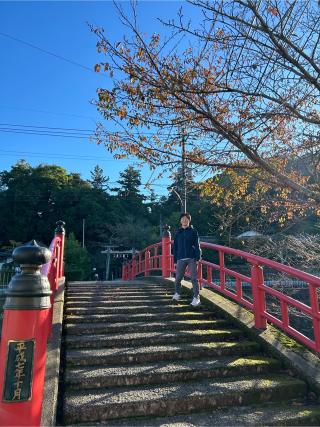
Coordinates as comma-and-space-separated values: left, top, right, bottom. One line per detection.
0, 0, 194, 197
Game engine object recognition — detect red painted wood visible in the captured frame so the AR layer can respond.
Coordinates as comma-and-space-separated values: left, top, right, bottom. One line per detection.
124, 239, 320, 353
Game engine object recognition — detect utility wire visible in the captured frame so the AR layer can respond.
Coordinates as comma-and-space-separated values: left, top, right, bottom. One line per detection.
0, 123, 94, 133
0, 129, 91, 139
0, 31, 95, 73
0, 125, 240, 149
0, 104, 97, 123
0, 149, 131, 162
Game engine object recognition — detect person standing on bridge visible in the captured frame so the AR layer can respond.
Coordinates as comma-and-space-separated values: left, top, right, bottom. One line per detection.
172, 212, 202, 307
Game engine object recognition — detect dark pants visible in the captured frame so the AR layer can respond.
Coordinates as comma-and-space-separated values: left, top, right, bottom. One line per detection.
175, 258, 199, 298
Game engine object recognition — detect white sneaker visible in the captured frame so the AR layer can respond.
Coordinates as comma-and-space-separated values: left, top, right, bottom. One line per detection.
190, 296, 201, 307
172, 293, 181, 301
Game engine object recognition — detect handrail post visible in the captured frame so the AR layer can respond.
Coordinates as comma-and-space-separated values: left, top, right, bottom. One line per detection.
162, 225, 171, 278
132, 257, 137, 279
122, 263, 126, 280
251, 263, 267, 329
55, 220, 65, 278
0, 241, 52, 426
145, 251, 150, 277
219, 251, 225, 291
309, 284, 320, 352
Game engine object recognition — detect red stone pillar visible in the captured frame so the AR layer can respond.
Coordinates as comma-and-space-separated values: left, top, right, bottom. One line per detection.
251, 264, 267, 329
162, 225, 171, 278
55, 220, 65, 278
0, 241, 52, 426
145, 251, 150, 276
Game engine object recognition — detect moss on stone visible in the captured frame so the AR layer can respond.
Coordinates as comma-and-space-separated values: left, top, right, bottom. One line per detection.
177, 311, 207, 316
192, 329, 234, 335
201, 341, 238, 348
268, 325, 307, 352
227, 356, 278, 367
182, 319, 222, 324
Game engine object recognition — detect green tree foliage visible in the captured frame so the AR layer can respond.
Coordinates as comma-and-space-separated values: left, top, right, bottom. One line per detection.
90, 165, 109, 190
2, 159, 318, 279
64, 232, 91, 280
114, 166, 146, 214
110, 216, 159, 250
0, 161, 120, 249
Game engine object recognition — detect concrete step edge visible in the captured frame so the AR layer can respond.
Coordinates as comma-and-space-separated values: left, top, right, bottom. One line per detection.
65, 305, 205, 314
64, 319, 228, 335
64, 311, 215, 324
63, 375, 306, 424
65, 401, 320, 427
65, 340, 261, 366
65, 355, 281, 389
64, 329, 244, 349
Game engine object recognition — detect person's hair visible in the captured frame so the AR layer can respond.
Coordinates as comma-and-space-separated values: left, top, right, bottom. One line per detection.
180, 212, 191, 221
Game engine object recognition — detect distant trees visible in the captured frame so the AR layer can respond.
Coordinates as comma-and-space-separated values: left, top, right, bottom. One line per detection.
90, 165, 109, 190
1, 158, 319, 277
0, 161, 167, 263
0, 161, 115, 247
64, 232, 91, 280
114, 165, 146, 212
109, 165, 160, 248
247, 234, 320, 274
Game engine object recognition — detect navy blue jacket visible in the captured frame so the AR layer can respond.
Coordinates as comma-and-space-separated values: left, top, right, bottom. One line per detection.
173, 226, 201, 263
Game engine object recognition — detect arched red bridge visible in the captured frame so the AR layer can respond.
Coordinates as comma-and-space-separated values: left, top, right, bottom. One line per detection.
123, 226, 320, 353
0, 223, 319, 426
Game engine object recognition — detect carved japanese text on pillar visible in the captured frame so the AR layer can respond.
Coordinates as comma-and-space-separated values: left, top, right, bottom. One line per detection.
3, 340, 34, 402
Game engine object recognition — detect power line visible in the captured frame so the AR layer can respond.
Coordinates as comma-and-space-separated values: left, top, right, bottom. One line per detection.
0, 104, 97, 123
0, 123, 94, 133
0, 31, 95, 73
0, 149, 130, 162
0, 125, 238, 147
0, 129, 91, 139
0, 122, 223, 140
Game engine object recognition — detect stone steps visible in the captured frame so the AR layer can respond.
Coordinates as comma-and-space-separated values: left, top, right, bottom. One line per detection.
65, 304, 199, 315
64, 328, 244, 349
65, 355, 281, 389
60, 280, 318, 426
66, 291, 172, 297
64, 310, 214, 324
66, 294, 176, 301
66, 291, 171, 297
63, 374, 306, 424
64, 318, 229, 335
71, 402, 320, 426
65, 340, 260, 367
65, 298, 189, 307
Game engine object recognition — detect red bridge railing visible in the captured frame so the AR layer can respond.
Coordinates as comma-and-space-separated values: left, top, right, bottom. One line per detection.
0, 221, 65, 426
122, 229, 320, 354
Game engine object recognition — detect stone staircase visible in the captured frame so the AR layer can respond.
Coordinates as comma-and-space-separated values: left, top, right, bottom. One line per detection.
59, 280, 320, 426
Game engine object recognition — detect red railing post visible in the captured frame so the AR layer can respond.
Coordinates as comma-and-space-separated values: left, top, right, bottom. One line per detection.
145, 251, 150, 276
138, 253, 141, 275
122, 263, 126, 280
251, 264, 267, 329
0, 241, 52, 426
162, 225, 171, 278
219, 250, 225, 291
309, 283, 320, 352
55, 220, 65, 278
132, 257, 137, 279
